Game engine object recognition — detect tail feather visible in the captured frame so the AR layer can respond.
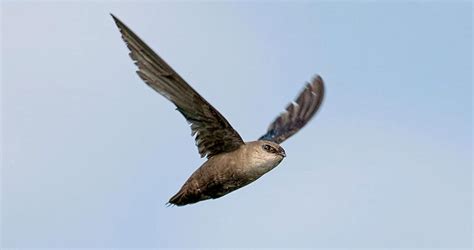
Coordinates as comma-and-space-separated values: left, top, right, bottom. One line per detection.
168, 189, 203, 206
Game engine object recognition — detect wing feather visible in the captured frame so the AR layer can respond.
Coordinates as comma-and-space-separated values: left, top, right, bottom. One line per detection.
259, 75, 325, 144
112, 15, 244, 158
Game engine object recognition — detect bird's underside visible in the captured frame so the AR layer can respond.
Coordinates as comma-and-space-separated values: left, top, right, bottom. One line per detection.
168, 140, 286, 206
168, 149, 258, 206
112, 14, 325, 206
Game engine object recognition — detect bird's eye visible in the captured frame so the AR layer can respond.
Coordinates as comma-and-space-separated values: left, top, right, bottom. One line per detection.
262, 144, 274, 152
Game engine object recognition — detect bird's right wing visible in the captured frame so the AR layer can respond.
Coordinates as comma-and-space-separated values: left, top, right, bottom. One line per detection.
112, 15, 244, 158
259, 75, 325, 144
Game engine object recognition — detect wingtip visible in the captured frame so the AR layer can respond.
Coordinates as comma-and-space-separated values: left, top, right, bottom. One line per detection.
110, 13, 117, 21
312, 74, 324, 84
110, 13, 124, 28
310, 74, 324, 94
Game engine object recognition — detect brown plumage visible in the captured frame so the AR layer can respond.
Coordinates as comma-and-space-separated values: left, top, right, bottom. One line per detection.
260, 76, 324, 143
169, 141, 285, 206
112, 14, 325, 206
111, 14, 243, 158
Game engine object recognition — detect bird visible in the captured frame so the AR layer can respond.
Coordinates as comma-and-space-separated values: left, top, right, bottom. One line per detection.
111, 14, 325, 206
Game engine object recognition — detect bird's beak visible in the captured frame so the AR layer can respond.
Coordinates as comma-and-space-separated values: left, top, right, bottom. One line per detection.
279, 149, 286, 158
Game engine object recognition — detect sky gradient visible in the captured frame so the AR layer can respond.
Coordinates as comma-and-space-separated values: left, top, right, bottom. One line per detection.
1, 1, 472, 249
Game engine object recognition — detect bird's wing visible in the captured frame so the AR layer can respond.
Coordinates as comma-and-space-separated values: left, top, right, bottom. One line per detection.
112, 15, 244, 158
259, 75, 324, 144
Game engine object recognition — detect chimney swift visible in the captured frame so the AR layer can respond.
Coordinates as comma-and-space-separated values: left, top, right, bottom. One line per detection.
111, 14, 325, 206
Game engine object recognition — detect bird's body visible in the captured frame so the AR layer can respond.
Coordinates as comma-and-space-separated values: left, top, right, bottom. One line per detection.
169, 141, 285, 205
112, 14, 325, 206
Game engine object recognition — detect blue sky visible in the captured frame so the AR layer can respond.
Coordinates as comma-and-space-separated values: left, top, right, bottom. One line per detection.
1, 1, 472, 249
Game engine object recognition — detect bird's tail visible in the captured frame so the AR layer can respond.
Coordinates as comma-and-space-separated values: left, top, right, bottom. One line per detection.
168, 189, 202, 206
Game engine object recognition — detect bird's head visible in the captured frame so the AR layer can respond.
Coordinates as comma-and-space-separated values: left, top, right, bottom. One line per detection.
245, 140, 286, 174
258, 140, 286, 159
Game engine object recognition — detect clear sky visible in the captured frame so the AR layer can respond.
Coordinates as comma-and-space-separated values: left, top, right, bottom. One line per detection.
1, 1, 472, 249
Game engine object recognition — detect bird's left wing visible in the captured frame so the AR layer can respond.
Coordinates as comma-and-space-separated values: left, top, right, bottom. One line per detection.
112, 15, 244, 158
259, 75, 325, 144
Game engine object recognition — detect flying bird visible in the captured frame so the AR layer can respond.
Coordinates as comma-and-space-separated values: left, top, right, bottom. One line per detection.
111, 14, 325, 206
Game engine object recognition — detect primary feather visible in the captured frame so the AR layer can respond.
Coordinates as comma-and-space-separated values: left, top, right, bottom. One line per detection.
259, 76, 325, 144
112, 14, 244, 158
